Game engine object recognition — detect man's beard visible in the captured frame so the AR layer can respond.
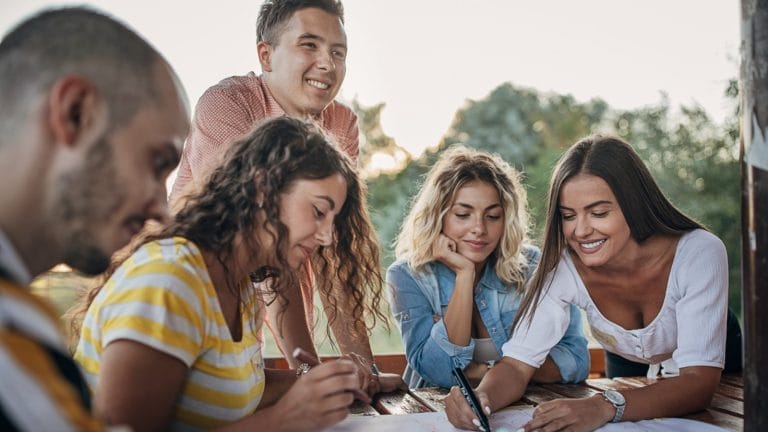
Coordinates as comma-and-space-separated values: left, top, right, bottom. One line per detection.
54, 135, 124, 275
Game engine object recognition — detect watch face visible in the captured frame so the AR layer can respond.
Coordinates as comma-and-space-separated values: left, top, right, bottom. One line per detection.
605, 390, 626, 405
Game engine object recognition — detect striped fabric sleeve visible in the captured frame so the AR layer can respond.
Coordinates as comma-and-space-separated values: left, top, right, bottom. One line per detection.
0, 331, 104, 431
97, 257, 206, 367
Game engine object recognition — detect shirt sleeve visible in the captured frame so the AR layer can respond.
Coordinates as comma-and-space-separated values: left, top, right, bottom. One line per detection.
342, 110, 360, 163
325, 102, 360, 164
386, 261, 470, 388
547, 304, 590, 383
97, 255, 206, 367
177, 83, 260, 192
672, 231, 729, 369
502, 265, 574, 369
509, 247, 589, 382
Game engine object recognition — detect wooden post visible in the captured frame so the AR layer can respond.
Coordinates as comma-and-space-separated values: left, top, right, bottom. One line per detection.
740, 1, 768, 430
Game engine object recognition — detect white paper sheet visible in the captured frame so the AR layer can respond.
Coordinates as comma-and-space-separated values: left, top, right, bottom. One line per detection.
325, 407, 532, 431
597, 418, 728, 431
325, 407, 728, 431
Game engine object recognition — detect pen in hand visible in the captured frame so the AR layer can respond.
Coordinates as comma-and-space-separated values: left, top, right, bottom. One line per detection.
292, 348, 372, 404
453, 367, 491, 432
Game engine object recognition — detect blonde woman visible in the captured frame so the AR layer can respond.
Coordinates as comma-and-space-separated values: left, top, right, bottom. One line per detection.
387, 146, 589, 389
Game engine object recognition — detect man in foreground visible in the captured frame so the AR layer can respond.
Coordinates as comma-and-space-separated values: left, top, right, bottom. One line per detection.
0, 7, 189, 430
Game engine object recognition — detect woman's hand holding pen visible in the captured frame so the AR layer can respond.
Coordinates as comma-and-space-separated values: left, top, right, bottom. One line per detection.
341, 352, 376, 395
342, 352, 409, 396
444, 385, 492, 431
270, 358, 365, 431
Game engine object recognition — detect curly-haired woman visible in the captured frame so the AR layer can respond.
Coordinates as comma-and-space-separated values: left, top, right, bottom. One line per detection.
73, 117, 382, 431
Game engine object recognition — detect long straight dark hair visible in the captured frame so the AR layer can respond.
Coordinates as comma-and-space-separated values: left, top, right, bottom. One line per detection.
514, 135, 702, 330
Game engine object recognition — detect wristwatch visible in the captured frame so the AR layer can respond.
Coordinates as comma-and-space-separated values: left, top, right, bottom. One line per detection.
602, 390, 626, 423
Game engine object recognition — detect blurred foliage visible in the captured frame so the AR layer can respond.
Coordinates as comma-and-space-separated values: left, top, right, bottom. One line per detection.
358, 81, 742, 317
351, 99, 411, 177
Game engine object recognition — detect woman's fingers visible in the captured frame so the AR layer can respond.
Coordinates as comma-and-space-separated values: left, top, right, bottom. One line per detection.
340, 353, 372, 394
444, 385, 482, 430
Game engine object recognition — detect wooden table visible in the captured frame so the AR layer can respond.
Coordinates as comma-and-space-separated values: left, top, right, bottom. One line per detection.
350, 374, 744, 431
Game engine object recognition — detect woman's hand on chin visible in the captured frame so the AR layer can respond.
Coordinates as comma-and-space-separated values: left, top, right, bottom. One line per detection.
432, 234, 475, 275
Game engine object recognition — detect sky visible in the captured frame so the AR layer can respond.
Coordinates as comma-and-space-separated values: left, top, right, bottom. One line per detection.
0, 0, 741, 160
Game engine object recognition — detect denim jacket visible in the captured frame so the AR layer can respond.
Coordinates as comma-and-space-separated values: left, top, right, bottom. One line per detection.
386, 245, 589, 388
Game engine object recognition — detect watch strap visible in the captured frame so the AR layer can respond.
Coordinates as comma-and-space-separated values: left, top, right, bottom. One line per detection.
602, 390, 625, 423
612, 401, 625, 422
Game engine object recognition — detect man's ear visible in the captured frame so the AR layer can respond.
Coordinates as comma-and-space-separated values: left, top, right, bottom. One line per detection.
257, 41, 273, 73
47, 76, 101, 148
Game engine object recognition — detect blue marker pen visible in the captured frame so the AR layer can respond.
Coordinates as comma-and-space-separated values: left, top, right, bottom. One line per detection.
452, 367, 491, 431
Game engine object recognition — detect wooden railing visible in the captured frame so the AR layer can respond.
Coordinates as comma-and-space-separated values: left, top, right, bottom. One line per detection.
264, 347, 609, 377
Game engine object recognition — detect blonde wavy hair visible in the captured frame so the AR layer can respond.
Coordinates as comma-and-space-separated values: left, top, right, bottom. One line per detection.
395, 145, 529, 288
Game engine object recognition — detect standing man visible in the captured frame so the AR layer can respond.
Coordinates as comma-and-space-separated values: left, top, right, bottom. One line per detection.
171, 0, 405, 394
0, 7, 189, 430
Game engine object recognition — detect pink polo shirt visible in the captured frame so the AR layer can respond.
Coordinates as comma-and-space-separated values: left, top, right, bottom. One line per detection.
171, 72, 359, 199
170, 72, 360, 340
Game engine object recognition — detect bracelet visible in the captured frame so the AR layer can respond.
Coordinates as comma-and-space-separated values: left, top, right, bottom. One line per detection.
296, 362, 311, 377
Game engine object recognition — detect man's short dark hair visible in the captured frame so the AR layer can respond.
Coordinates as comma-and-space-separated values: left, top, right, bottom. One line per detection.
0, 7, 162, 136
256, 0, 344, 45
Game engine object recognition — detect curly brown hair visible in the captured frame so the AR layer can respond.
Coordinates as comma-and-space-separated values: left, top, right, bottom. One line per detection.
70, 116, 385, 338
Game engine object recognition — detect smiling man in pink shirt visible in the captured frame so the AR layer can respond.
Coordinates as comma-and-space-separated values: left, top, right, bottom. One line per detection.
171, 0, 405, 396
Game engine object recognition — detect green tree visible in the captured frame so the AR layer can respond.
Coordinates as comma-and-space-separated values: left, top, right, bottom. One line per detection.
359, 81, 741, 316
351, 99, 410, 177
616, 95, 741, 316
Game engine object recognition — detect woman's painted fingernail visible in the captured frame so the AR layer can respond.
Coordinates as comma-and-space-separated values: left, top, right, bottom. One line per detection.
472, 418, 481, 427
485, 405, 491, 414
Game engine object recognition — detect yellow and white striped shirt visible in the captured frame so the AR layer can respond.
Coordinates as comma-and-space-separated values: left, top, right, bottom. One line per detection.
75, 237, 265, 431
